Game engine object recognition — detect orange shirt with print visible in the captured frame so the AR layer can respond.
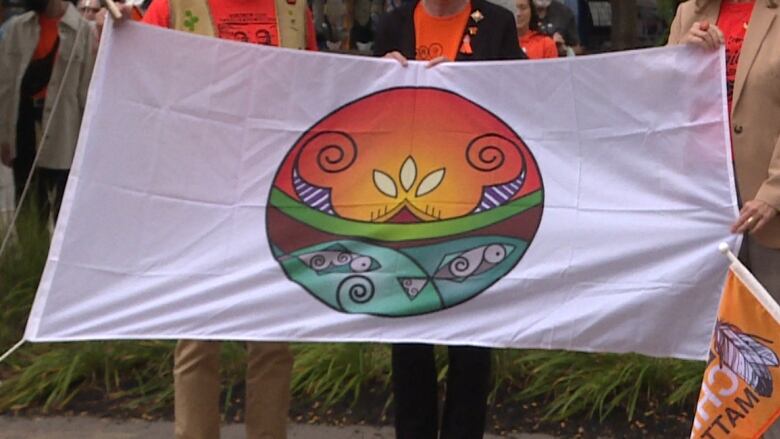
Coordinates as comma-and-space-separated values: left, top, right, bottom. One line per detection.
519, 31, 557, 60
143, 0, 317, 50
716, 0, 754, 110
413, 1, 470, 61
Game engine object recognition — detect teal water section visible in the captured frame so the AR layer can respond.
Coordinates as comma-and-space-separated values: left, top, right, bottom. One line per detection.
277, 237, 528, 317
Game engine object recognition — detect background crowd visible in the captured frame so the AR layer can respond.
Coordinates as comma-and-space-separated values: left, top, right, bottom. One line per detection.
0, 0, 677, 232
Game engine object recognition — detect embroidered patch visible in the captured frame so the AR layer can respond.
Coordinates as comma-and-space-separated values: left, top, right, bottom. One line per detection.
183, 10, 200, 32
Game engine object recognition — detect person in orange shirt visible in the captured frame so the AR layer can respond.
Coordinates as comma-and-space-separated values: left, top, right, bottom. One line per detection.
516, 0, 557, 59
107, 1, 317, 437
374, 2, 523, 437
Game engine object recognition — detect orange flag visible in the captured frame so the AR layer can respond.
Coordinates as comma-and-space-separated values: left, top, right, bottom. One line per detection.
690, 246, 780, 439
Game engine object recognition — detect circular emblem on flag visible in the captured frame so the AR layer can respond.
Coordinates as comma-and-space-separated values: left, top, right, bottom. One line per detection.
267, 88, 544, 317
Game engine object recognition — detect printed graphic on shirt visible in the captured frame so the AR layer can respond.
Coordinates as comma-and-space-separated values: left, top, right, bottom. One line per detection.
413, 1, 471, 61
717, 1, 754, 106
215, 12, 279, 45
416, 43, 444, 60
724, 32, 745, 103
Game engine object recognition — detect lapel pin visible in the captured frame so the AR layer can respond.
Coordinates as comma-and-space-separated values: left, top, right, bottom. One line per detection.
460, 34, 473, 55
471, 10, 484, 22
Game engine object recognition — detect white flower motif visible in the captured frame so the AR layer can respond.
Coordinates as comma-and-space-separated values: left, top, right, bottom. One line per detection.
400, 156, 417, 192
373, 157, 446, 199
416, 169, 445, 197
373, 170, 397, 197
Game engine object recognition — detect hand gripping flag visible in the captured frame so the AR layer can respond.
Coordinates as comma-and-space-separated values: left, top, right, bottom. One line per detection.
690, 245, 780, 439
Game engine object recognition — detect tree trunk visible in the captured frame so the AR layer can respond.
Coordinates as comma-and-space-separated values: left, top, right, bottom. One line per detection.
610, 0, 639, 50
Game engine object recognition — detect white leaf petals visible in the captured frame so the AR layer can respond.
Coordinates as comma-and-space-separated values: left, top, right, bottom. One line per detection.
400, 156, 417, 192
373, 170, 398, 197
373, 157, 445, 198
416, 169, 445, 197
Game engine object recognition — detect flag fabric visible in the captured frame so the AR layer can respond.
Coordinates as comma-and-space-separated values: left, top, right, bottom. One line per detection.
690, 254, 780, 438
24, 21, 740, 360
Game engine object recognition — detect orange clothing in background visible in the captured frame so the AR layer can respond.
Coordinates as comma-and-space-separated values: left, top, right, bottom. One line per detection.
519, 30, 557, 59
143, 0, 317, 49
413, 1, 470, 61
33, 15, 59, 60
31, 15, 60, 99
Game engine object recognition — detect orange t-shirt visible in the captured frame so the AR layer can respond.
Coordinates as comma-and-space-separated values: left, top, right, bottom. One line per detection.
143, 0, 317, 50
33, 15, 60, 60
519, 31, 557, 60
717, 0, 754, 110
413, 1, 470, 61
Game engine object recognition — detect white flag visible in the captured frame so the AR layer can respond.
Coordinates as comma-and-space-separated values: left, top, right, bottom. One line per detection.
25, 21, 739, 360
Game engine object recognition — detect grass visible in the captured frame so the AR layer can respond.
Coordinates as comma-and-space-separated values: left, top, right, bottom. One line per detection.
0, 212, 704, 423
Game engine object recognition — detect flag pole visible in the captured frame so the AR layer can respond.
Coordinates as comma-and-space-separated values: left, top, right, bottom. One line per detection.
719, 242, 780, 324
0, 339, 25, 365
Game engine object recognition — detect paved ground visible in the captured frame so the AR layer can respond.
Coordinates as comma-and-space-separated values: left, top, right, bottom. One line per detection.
0, 416, 557, 439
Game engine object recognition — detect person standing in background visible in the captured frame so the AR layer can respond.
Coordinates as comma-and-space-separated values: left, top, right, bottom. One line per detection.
533, 0, 579, 55
374, 1, 523, 437
0, 0, 96, 224
106, 2, 317, 437
516, 0, 557, 58
77, 0, 100, 20
669, 2, 780, 436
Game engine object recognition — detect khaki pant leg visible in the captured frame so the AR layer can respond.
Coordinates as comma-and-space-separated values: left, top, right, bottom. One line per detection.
746, 239, 780, 438
174, 340, 222, 439
244, 342, 294, 439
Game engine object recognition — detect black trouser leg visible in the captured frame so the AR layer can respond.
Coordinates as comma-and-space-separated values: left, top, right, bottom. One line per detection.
13, 98, 37, 205
440, 346, 491, 439
392, 343, 438, 439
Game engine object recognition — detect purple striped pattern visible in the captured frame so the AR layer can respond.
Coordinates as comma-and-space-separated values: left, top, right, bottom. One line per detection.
293, 170, 335, 215
473, 170, 526, 213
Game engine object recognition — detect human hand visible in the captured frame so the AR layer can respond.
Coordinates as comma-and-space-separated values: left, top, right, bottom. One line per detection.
1, 142, 11, 167
96, 3, 134, 33
426, 56, 449, 68
680, 21, 724, 50
552, 32, 565, 45
732, 200, 779, 234
384, 51, 408, 67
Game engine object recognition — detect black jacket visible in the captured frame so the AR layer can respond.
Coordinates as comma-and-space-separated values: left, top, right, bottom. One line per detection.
373, 0, 526, 61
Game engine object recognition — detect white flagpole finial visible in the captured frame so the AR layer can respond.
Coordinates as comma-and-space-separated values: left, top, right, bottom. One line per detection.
718, 242, 740, 265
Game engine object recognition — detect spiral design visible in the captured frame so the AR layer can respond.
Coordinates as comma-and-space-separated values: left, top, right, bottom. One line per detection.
335, 252, 351, 265
300, 131, 358, 174
338, 276, 375, 305
429, 43, 443, 59
466, 133, 519, 172
309, 254, 329, 270
449, 256, 475, 277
